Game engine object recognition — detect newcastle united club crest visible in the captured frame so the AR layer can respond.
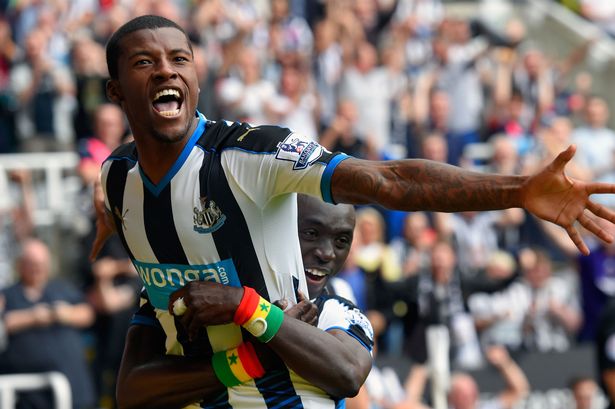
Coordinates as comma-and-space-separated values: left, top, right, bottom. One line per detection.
193, 197, 226, 234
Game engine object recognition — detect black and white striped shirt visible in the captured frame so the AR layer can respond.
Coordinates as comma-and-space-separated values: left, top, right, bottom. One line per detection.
101, 112, 353, 408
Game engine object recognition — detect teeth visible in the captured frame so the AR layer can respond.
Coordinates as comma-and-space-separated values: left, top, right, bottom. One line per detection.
153, 89, 180, 101
158, 109, 180, 117
305, 268, 327, 277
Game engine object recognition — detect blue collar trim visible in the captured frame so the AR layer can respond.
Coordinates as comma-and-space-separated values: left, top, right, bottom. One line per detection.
140, 111, 206, 197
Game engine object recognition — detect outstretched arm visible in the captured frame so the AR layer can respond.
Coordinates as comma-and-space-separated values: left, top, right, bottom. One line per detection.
331, 145, 615, 254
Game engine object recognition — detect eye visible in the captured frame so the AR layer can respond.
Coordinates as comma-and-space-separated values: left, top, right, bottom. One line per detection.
335, 235, 351, 248
174, 56, 190, 63
135, 59, 151, 66
301, 229, 317, 240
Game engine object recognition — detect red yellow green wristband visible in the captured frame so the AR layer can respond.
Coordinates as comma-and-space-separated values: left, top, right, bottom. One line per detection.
234, 286, 284, 343
212, 342, 265, 388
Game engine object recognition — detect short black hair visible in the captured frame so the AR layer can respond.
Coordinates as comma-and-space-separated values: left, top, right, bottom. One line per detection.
106, 15, 191, 79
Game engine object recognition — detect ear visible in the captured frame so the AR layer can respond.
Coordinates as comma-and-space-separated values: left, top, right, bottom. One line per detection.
106, 79, 124, 105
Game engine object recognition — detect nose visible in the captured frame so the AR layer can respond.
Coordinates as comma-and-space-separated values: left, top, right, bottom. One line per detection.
154, 58, 178, 81
314, 241, 335, 263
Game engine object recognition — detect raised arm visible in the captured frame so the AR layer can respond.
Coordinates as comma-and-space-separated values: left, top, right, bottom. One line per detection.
485, 346, 529, 409
331, 146, 615, 254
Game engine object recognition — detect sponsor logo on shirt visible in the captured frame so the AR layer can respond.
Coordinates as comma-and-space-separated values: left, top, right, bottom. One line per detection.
275, 133, 323, 170
133, 259, 241, 309
193, 197, 226, 234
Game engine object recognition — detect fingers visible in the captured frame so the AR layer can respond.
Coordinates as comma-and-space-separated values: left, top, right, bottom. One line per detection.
297, 290, 309, 302
565, 224, 589, 256
587, 182, 615, 195
274, 299, 289, 310
587, 201, 615, 224
579, 211, 613, 243
551, 145, 576, 171
295, 300, 318, 326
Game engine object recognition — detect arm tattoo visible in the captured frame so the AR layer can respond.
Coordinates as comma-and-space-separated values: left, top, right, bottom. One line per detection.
331, 158, 527, 212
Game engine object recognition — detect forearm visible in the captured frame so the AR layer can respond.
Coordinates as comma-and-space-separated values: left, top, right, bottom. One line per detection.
117, 326, 225, 409
4, 309, 39, 333
331, 158, 526, 212
496, 359, 529, 408
118, 355, 224, 409
57, 303, 94, 328
551, 305, 582, 333
267, 319, 371, 397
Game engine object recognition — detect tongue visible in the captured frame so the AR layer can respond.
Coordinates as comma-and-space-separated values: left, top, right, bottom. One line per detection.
154, 100, 179, 112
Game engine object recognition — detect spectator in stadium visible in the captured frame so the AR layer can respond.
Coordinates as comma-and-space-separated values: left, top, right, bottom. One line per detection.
0, 167, 34, 290
419, 132, 449, 163
571, 96, 615, 179
319, 99, 377, 160
403, 240, 482, 370
519, 248, 582, 352
596, 297, 615, 409
539, 216, 615, 341
569, 376, 601, 409
266, 60, 319, 140
390, 211, 437, 278
113, 194, 373, 408
92, 13, 615, 408
579, 0, 615, 38
340, 40, 402, 152
524, 116, 592, 182
71, 36, 110, 141
437, 208, 524, 278
0, 238, 95, 409
10, 27, 75, 152
313, 18, 343, 127
380, 344, 528, 409
77, 103, 126, 187
0, 17, 19, 153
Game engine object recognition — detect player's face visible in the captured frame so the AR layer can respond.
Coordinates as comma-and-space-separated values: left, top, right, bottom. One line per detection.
298, 196, 355, 299
108, 27, 199, 144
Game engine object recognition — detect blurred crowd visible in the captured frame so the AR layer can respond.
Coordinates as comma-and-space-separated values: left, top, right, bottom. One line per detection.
1, 0, 615, 408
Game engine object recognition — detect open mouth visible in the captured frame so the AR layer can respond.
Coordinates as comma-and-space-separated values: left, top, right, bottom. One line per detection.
152, 88, 183, 117
305, 268, 328, 283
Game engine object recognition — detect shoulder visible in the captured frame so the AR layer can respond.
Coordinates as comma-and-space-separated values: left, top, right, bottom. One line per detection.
316, 294, 374, 351
104, 141, 138, 164
198, 120, 293, 154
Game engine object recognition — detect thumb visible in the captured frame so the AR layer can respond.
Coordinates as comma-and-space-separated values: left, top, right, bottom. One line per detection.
297, 290, 309, 303
274, 299, 289, 310
551, 144, 576, 171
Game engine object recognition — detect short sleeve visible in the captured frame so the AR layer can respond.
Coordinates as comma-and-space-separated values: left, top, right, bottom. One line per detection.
220, 128, 349, 208
317, 295, 374, 352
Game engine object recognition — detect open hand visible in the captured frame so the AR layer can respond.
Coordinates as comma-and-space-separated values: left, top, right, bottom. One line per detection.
522, 145, 615, 255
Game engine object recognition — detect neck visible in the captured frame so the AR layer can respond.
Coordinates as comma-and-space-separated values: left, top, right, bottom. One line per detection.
135, 117, 200, 184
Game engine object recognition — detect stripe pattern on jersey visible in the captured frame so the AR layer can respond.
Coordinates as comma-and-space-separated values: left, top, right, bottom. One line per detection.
104, 114, 351, 409
254, 370, 304, 409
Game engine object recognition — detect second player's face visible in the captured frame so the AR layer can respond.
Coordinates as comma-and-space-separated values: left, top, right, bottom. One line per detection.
298, 197, 355, 299
112, 27, 199, 144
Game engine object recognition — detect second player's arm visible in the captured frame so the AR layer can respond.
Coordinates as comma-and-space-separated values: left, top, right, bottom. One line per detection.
116, 324, 225, 409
